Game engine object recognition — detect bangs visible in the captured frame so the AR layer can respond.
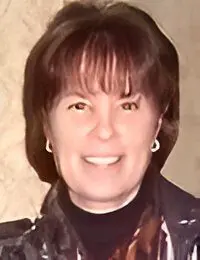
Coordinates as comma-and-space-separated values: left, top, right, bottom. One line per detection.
40, 18, 174, 114
45, 21, 155, 109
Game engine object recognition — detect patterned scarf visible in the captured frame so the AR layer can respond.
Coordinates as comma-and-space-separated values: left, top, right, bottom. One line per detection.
109, 205, 166, 260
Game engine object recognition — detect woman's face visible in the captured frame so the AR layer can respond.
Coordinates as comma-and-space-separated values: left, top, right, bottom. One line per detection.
46, 88, 162, 211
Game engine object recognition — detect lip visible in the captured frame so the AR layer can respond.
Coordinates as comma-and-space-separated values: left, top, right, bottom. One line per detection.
82, 153, 124, 158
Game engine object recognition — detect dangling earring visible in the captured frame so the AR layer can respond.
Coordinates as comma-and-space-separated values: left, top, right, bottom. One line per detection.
151, 139, 160, 152
46, 139, 52, 153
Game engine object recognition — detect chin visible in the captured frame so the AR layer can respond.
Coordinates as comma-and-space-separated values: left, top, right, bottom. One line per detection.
80, 187, 125, 203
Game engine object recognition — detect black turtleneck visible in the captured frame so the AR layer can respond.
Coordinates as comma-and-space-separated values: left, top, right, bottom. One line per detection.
57, 172, 153, 260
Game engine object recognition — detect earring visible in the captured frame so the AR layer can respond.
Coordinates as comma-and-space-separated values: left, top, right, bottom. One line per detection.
46, 139, 52, 153
151, 139, 160, 152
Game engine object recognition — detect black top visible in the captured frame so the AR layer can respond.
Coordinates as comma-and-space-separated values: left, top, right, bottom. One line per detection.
0, 174, 199, 259
57, 173, 153, 260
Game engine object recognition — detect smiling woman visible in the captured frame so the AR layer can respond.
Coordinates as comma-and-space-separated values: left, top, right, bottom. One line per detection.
24, 1, 179, 184
0, 1, 200, 260
45, 88, 160, 214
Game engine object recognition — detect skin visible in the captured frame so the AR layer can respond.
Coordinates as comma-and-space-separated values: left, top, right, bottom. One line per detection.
45, 88, 162, 213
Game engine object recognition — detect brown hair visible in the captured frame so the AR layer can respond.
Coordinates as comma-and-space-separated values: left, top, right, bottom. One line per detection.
23, 1, 179, 183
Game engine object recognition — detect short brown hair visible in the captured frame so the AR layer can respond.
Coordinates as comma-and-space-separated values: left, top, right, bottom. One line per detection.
23, 1, 179, 183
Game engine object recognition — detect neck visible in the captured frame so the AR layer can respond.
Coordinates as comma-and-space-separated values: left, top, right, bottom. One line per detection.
68, 186, 141, 214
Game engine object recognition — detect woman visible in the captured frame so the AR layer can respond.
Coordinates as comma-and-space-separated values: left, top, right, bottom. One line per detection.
0, 1, 199, 259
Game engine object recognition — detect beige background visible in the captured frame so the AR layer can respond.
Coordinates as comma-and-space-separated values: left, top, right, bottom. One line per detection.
0, 0, 199, 222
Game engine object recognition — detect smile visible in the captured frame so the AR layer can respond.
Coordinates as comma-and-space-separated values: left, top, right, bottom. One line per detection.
83, 156, 122, 165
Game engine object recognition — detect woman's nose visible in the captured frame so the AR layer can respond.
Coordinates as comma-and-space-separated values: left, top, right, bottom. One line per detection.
93, 114, 116, 141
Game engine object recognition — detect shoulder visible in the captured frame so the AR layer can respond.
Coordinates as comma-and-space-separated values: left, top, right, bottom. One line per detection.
0, 218, 33, 240
160, 175, 197, 203
159, 175, 200, 221
0, 216, 49, 259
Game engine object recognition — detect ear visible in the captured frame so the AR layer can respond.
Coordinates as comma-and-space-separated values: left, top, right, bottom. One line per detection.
43, 120, 52, 142
154, 116, 163, 139
43, 122, 54, 154
155, 103, 169, 138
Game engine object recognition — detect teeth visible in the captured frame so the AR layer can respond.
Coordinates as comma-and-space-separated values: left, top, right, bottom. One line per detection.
84, 157, 120, 165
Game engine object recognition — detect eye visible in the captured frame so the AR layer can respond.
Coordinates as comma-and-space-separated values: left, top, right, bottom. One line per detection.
68, 102, 88, 111
121, 102, 138, 111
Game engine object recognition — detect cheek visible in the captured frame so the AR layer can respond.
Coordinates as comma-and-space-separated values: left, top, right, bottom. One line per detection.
49, 119, 71, 152
64, 113, 96, 134
50, 118, 93, 153
118, 115, 158, 147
